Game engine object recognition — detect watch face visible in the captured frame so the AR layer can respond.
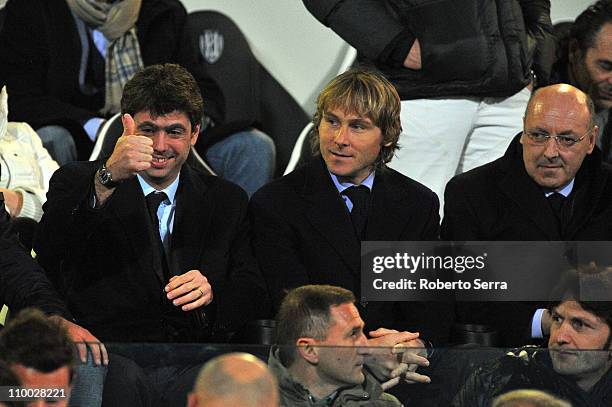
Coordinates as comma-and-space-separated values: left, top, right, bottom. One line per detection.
98, 167, 113, 186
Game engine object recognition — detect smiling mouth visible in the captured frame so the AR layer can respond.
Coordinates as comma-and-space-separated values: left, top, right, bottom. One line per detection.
151, 155, 174, 167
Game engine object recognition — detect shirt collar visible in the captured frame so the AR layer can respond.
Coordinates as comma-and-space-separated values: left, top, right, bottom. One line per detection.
137, 173, 180, 204
329, 171, 375, 194
543, 178, 574, 198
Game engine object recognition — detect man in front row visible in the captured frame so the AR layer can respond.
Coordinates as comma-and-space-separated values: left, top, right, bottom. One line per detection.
453, 269, 612, 407
188, 353, 279, 407
34, 64, 269, 406
270, 284, 417, 406
250, 67, 451, 344
0, 309, 76, 407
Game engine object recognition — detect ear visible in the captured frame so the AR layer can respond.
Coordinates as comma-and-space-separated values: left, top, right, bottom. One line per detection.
587, 125, 599, 154
296, 337, 320, 364
190, 124, 200, 146
519, 116, 527, 146
187, 392, 198, 407
568, 38, 582, 64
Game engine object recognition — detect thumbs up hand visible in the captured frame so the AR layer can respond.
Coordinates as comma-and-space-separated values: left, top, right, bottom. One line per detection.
105, 114, 154, 182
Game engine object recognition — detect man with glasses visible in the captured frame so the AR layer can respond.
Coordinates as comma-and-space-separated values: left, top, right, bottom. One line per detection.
549, 1, 612, 163
442, 83, 606, 241
440, 84, 612, 347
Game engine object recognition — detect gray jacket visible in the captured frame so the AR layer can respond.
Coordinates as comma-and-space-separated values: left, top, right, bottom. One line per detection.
268, 348, 403, 407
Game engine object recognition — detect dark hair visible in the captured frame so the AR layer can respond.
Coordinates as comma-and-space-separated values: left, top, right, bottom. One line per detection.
0, 360, 21, 407
548, 265, 612, 345
311, 68, 401, 169
0, 309, 75, 382
275, 285, 355, 366
121, 63, 204, 130
571, 0, 612, 53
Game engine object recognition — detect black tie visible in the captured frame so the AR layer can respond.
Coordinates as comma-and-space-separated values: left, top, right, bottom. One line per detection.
145, 192, 170, 279
343, 185, 371, 239
547, 192, 565, 216
547, 192, 566, 232
146, 192, 168, 231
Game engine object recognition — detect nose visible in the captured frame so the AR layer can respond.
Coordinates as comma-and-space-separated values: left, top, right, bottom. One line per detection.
152, 132, 168, 152
356, 333, 371, 355
334, 125, 349, 146
550, 321, 573, 347
543, 137, 560, 159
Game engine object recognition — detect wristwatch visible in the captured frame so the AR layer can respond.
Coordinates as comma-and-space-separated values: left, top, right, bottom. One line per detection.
96, 162, 118, 188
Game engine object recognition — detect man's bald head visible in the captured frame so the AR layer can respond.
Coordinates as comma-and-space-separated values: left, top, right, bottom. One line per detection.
520, 84, 598, 191
187, 353, 279, 407
525, 84, 595, 128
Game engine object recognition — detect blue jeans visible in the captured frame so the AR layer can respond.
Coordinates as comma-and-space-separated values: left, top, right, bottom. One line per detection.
36, 125, 78, 166
69, 348, 107, 407
205, 128, 276, 197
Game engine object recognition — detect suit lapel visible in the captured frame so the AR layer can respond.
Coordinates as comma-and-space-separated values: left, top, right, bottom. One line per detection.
565, 155, 607, 239
498, 155, 561, 239
110, 177, 166, 283
170, 166, 213, 276
366, 170, 414, 241
301, 159, 361, 273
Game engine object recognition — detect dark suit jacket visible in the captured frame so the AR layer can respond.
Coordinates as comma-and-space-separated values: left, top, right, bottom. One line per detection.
34, 161, 268, 343
250, 158, 452, 343
0, 0, 224, 132
441, 134, 612, 346
442, 134, 612, 241
0, 236, 72, 319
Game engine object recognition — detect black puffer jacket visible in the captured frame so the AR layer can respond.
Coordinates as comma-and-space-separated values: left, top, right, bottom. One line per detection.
452, 347, 612, 407
303, 0, 555, 99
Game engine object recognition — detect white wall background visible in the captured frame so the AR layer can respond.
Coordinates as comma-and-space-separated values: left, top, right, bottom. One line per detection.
181, 0, 596, 113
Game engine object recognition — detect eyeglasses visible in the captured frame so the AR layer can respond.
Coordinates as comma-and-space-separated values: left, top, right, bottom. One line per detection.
523, 129, 591, 148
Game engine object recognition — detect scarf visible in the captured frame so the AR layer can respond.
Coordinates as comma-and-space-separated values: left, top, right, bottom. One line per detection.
66, 0, 144, 115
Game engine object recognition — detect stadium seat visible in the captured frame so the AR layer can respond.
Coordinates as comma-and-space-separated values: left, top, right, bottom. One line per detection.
187, 10, 310, 177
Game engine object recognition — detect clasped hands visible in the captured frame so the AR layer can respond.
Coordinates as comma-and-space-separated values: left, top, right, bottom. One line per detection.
365, 328, 431, 390
165, 269, 213, 311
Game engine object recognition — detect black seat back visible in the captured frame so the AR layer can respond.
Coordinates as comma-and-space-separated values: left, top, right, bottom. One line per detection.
187, 10, 310, 177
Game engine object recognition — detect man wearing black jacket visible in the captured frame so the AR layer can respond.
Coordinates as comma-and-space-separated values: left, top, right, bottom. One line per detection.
549, 0, 612, 163
303, 0, 555, 211
442, 84, 612, 347
0, 0, 274, 196
0, 195, 108, 406
452, 269, 612, 407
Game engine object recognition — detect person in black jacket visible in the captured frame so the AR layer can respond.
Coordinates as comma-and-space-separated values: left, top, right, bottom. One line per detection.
549, 0, 612, 163
303, 0, 555, 212
250, 67, 452, 345
0, 199, 108, 407
441, 84, 611, 347
0, 0, 274, 196
0, 199, 106, 366
452, 268, 612, 407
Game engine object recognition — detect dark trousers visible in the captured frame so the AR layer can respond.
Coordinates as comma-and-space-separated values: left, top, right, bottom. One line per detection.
102, 353, 201, 407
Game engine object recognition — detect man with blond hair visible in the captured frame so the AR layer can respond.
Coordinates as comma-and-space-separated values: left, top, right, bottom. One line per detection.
250, 67, 451, 344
